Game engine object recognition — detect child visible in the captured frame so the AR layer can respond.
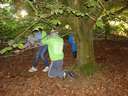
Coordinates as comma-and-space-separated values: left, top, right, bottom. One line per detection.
26, 27, 49, 72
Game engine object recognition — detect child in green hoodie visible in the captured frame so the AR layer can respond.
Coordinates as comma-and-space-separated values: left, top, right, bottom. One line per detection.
43, 28, 66, 78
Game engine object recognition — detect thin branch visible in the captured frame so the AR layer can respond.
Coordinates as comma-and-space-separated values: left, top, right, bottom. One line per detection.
112, 6, 128, 15
14, 18, 41, 40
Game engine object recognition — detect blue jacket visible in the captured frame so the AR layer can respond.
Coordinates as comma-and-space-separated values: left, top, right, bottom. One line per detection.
67, 34, 77, 52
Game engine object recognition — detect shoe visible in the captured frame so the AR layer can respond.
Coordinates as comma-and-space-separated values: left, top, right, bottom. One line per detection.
67, 71, 77, 79
63, 72, 67, 78
28, 67, 37, 72
62, 72, 67, 79
42, 66, 49, 72
63, 71, 77, 79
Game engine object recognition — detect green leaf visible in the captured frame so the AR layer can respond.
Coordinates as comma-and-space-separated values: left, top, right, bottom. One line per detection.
17, 44, 24, 49
76, 12, 81, 16
66, 7, 72, 13
50, 19, 61, 25
12, 44, 18, 48
96, 20, 104, 28
0, 47, 12, 54
72, 10, 76, 14
87, 0, 97, 7
51, 11, 55, 15
58, 10, 63, 14
81, 13, 85, 17
8, 40, 15, 46
76, 12, 85, 17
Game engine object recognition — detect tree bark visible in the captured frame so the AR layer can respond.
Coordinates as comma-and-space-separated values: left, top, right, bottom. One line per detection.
72, 0, 104, 65
77, 19, 96, 65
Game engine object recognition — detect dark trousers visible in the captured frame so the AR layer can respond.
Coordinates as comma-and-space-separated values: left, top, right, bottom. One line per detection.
32, 45, 49, 68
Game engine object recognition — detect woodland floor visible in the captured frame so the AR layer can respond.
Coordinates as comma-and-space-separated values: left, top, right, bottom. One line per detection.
0, 40, 128, 96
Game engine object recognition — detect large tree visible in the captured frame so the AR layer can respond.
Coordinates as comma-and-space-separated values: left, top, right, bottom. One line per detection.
1, 0, 128, 68
69, 0, 128, 66
65, 0, 105, 66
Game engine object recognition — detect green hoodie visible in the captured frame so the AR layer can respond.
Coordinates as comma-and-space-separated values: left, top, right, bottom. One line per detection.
41, 31, 47, 44
43, 34, 64, 61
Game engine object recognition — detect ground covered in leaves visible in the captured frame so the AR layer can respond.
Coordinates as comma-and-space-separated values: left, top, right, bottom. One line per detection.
0, 40, 128, 96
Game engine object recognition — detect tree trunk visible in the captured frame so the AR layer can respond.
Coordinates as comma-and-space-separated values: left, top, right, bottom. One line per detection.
73, 0, 104, 65
77, 19, 95, 65
72, 0, 91, 65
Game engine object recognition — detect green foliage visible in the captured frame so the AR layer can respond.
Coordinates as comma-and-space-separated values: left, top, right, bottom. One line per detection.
2, 0, 13, 3
0, 47, 12, 54
17, 44, 24, 49
0, 41, 24, 54
0, 0, 100, 55
49, 19, 61, 25
0, 18, 34, 40
93, 19, 105, 35
25, 0, 38, 15
87, 0, 97, 8
8, 40, 15, 46
0, 1, 34, 40
96, 19, 104, 29
110, 22, 128, 35
45, 3, 91, 17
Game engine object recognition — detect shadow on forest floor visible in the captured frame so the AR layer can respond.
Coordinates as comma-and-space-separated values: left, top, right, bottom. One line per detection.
0, 40, 128, 96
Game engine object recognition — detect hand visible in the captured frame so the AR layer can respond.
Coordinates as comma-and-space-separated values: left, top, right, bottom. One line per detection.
13, 50, 20, 54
